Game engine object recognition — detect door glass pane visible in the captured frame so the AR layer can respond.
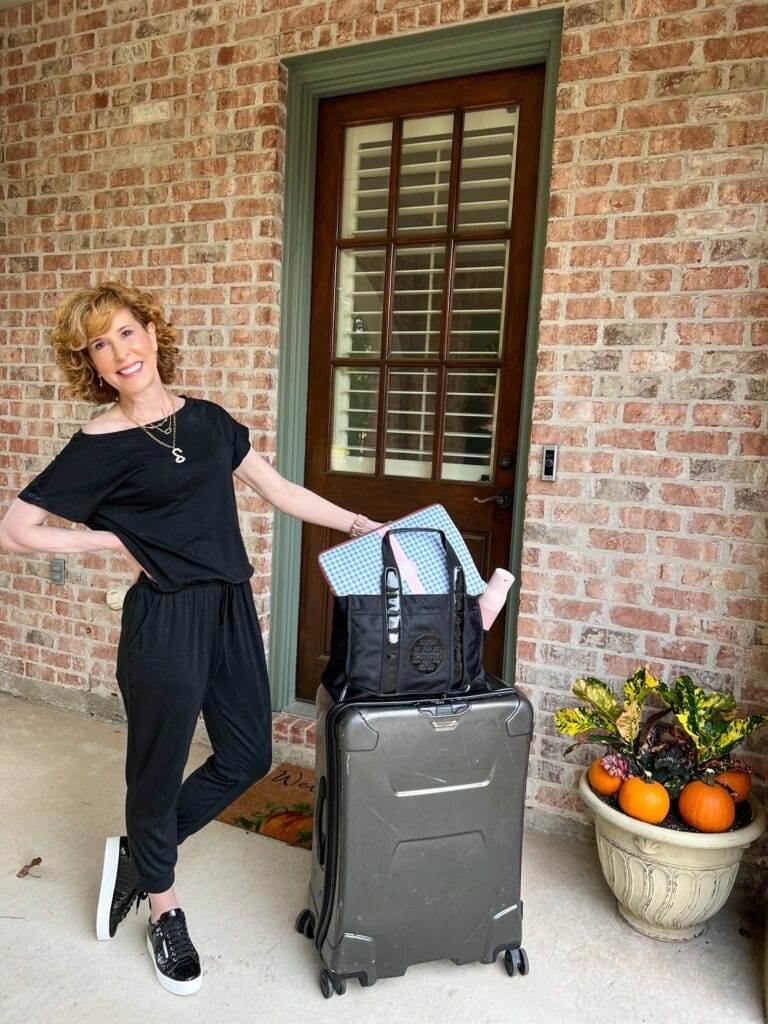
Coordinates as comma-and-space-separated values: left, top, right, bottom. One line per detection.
384, 369, 437, 478
334, 248, 386, 358
396, 113, 454, 235
340, 122, 393, 239
457, 106, 518, 231
391, 246, 445, 358
441, 370, 499, 482
330, 367, 380, 474
449, 241, 508, 359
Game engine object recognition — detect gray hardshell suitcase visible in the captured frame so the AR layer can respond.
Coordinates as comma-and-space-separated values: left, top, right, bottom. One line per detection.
295, 677, 533, 997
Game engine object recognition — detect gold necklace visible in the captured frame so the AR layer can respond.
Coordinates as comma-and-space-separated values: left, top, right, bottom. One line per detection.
119, 394, 186, 463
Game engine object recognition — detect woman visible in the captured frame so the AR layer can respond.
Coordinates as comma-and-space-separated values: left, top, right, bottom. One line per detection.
0, 281, 382, 996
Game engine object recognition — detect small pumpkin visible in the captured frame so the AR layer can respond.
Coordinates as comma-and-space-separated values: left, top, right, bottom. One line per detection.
259, 810, 314, 846
713, 769, 751, 804
618, 775, 670, 825
678, 777, 736, 833
588, 757, 623, 796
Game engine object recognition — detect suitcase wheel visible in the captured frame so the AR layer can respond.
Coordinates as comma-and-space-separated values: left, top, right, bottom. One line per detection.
294, 908, 315, 940
319, 969, 346, 997
503, 946, 529, 977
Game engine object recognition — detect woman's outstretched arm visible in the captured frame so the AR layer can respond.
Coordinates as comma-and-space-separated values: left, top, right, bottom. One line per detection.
233, 450, 382, 535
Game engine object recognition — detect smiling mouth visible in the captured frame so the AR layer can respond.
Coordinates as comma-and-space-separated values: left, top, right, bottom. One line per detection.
117, 361, 143, 377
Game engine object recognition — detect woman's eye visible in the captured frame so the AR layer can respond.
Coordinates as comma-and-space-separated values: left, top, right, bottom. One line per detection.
92, 329, 131, 349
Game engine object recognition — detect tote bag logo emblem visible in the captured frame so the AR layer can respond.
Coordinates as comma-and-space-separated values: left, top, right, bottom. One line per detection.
409, 634, 445, 675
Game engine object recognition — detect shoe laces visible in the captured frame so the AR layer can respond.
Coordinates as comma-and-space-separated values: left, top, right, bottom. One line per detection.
156, 910, 198, 965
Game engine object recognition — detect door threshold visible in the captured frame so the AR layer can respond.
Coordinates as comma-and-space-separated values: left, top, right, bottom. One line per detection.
281, 699, 317, 721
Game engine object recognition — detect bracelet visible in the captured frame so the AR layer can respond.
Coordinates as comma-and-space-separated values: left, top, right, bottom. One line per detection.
349, 513, 371, 538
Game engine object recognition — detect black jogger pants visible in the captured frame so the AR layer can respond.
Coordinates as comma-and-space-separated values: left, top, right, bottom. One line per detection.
115, 573, 273, 892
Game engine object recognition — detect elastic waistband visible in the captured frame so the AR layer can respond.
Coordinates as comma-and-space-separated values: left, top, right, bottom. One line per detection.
134, 572, 250, 594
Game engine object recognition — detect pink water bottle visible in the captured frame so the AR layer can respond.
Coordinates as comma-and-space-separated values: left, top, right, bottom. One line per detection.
478, 568, 515, 630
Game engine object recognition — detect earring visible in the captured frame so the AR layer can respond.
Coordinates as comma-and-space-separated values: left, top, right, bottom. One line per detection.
97, 372, 103, 386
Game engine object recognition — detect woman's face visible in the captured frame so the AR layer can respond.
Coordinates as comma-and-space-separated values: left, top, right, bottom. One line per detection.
86, 307, 159, 395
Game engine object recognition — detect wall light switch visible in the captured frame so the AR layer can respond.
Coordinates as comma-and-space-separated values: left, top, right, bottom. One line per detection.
541, 445, 558, 481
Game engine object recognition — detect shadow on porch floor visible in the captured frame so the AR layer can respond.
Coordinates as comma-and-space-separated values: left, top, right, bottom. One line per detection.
0, 691, 763, 1024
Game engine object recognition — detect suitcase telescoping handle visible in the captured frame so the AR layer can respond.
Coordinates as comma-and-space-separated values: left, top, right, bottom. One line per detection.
379, 528, 467, 694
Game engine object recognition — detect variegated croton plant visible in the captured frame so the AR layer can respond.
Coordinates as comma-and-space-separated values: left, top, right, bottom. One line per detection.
554, 666, 767, 798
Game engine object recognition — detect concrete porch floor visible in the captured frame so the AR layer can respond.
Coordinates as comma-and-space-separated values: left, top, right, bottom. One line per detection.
0, 691, 764, 1024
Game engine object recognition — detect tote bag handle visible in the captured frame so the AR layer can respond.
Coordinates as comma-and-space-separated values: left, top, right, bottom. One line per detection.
379, 528, 467, 694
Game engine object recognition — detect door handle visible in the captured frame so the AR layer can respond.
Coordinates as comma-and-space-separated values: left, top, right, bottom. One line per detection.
473, 490, 512, 509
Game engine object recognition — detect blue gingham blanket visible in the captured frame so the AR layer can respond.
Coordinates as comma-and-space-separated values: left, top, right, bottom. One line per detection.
318, 504, 486, 596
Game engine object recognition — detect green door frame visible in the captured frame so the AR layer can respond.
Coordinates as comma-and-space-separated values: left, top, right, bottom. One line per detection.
268, 9, 563, 711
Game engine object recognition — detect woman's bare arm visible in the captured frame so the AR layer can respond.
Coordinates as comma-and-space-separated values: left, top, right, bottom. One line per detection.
233, 449, 381, 533
0, 498, 121, 555
1, 499, 154, 581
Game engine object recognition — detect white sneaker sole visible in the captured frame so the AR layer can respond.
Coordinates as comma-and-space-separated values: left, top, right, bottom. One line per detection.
96, 835, 121, 941
145, 931, 202, 995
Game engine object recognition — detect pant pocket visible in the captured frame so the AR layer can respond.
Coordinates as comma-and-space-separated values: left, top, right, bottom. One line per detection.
123, 588, 158, 654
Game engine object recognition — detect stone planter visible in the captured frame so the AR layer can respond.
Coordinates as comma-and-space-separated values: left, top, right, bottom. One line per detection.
579, 770, 766, 941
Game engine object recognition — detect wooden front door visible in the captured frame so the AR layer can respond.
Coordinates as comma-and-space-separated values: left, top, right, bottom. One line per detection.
295, 65, 545, 701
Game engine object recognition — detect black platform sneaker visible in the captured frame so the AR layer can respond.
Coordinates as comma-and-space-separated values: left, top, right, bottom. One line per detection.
96, 835, 147, 941
145, 908, 202, 995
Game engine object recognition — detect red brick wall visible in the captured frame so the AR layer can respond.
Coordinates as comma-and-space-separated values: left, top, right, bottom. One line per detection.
1, 0, 766, 887
515, 4, 768, 883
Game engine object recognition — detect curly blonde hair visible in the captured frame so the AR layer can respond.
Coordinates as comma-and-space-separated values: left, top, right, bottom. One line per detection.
50, 279, 181, 405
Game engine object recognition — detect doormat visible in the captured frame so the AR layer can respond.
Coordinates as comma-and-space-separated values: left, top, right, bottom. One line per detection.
216, 761, 316, 850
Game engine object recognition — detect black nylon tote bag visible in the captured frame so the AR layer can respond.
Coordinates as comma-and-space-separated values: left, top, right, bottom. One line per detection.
320, 528, 485, 702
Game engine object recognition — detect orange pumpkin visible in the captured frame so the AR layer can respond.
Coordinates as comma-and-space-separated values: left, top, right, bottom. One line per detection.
618, 776, 670, 825
678, 779, 736, 833
259, 810, 314, 846
588, 757, 622, 796
713, 769, 751, 804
